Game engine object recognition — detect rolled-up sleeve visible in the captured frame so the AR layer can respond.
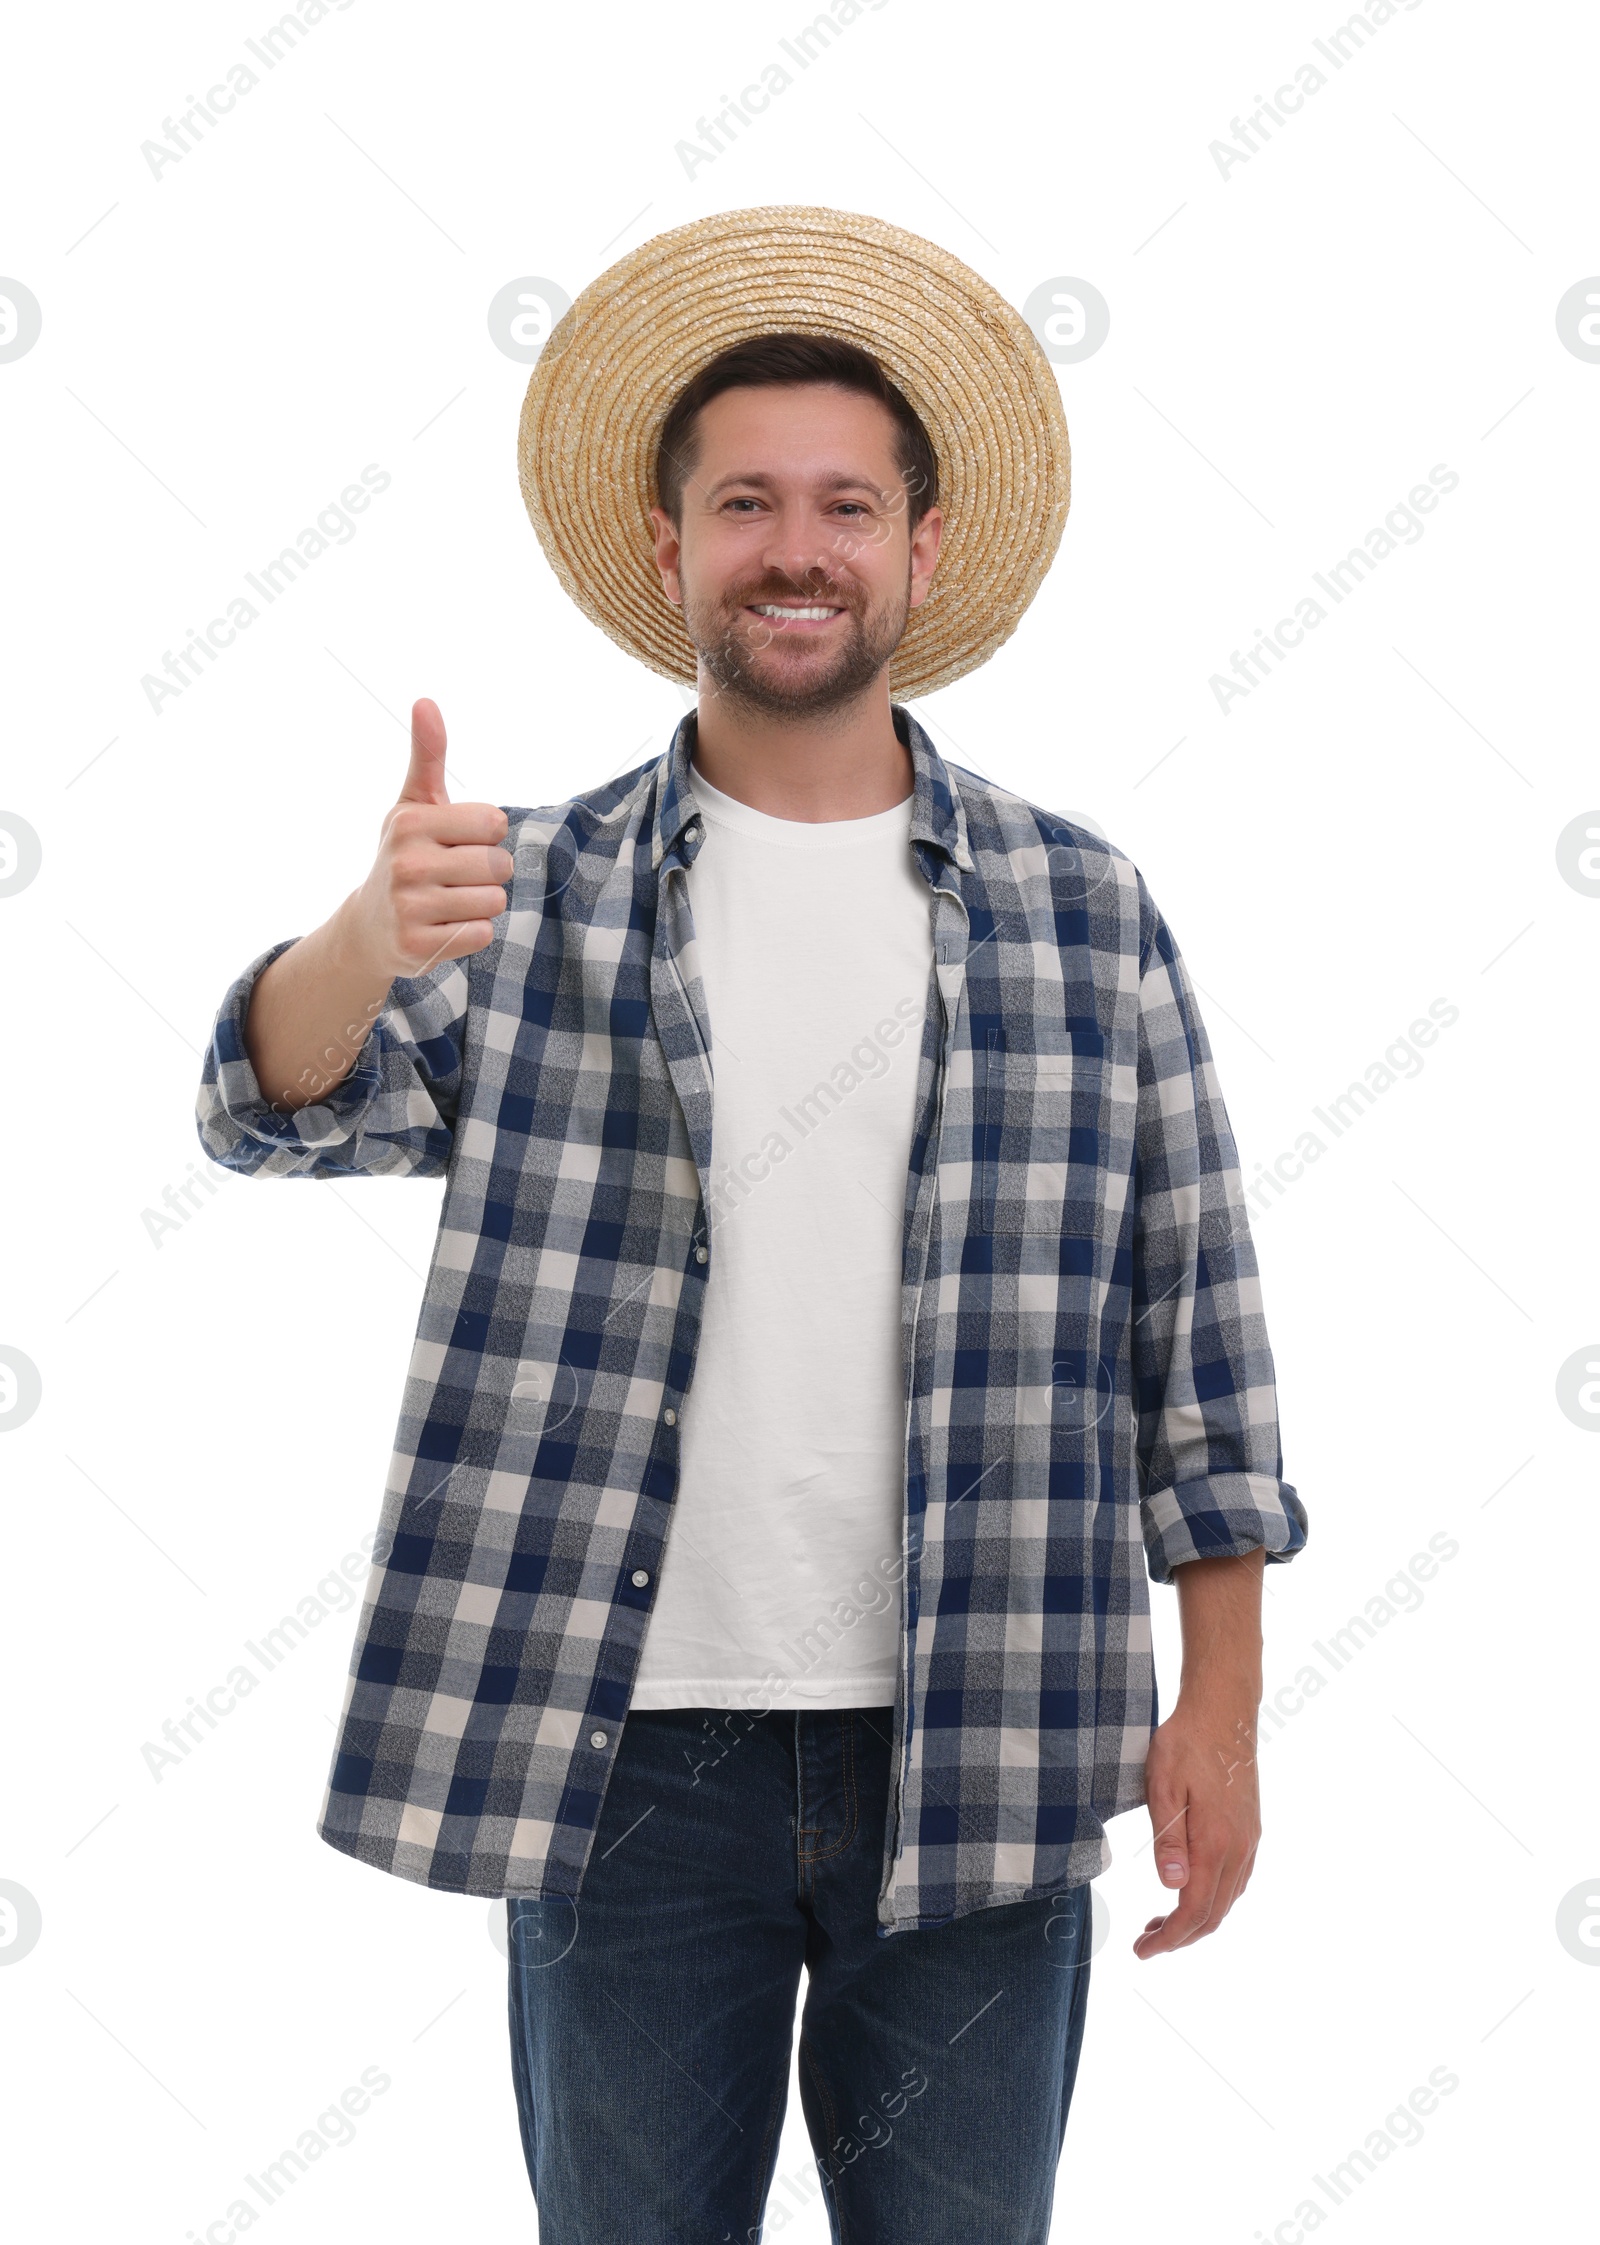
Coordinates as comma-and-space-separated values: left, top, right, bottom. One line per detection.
195, 936, 469, 1181
1129, 879, 1307, 1584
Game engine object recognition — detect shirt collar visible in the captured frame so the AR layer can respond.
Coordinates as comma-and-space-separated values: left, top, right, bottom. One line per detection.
649, 701, 973, 873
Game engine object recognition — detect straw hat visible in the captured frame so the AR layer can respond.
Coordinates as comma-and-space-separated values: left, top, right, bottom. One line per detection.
516, 205, 1071, 700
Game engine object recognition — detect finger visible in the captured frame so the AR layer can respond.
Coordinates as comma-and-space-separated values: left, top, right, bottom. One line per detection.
1146, 1782, 1191, 1893
1134, 1849, 1226, 1956
403, 883, 513, 925
388, 801, 511, 849
1181, 1852, 1239, 1943
401, 698, 451, 807
1132, 1778, 1195, 1957
424, 842, 515, 888
1212, 1835, 1259, 1921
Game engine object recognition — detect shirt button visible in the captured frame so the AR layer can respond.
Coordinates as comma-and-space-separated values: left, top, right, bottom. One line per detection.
684, 823, 700, 841
589, 1729, 608, 1749
663, 1407, 677, 1425
694, 1246, 708, 1263
630, 1568, 650, 1588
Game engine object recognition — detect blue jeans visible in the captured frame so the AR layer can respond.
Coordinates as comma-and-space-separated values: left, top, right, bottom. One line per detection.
507, 1705, 1094, 2243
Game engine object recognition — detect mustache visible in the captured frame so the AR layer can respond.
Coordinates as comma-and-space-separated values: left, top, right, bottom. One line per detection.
720, 570, 862, 612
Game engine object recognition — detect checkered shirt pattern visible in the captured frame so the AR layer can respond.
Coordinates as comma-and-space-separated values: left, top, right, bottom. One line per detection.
196, 707, 1306, 1935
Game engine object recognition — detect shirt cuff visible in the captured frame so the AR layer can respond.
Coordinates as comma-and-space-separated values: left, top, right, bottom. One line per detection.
1141, 1473, 1309, 1586
201, 937, 384, 1156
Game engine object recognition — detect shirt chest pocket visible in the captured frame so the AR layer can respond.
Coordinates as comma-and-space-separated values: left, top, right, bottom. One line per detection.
974, 1029, 1132, 1235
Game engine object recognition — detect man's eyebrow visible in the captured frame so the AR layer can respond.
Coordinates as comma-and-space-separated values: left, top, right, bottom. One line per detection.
700, 468, 893, 502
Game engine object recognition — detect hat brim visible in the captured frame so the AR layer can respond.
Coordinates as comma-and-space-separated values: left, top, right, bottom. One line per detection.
516, 204, 1070, 701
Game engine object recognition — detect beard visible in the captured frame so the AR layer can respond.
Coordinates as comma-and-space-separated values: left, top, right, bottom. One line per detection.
681, 563, 911, 721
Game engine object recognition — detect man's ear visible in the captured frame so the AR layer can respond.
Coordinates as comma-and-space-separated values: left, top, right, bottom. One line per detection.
648, 504, 683, 606
908, 504, 944, 613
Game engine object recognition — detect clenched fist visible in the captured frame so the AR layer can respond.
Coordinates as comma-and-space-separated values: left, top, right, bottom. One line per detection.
347, 698, 514, 982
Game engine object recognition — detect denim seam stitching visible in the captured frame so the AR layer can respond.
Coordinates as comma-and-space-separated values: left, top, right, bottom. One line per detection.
797, 1714, 860, 1868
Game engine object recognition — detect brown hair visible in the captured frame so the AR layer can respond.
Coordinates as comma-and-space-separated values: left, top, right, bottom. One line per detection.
653, 331, 939, 530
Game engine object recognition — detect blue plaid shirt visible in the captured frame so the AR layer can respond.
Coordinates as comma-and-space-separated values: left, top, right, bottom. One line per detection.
196, 707, 1306, 1935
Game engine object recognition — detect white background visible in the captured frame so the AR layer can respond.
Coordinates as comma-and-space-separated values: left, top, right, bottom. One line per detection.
1, 1, 1594, 2238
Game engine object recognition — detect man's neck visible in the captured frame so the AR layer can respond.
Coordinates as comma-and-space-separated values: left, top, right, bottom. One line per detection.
687, 676, 913, 823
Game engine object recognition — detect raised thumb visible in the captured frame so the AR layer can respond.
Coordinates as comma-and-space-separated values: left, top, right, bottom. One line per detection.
400, 697, 451, 806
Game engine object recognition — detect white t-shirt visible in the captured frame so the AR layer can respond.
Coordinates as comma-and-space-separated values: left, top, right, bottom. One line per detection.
628, 758, 934, 1710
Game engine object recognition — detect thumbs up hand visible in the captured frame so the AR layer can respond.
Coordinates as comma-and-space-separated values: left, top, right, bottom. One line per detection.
350, 699, 514, 982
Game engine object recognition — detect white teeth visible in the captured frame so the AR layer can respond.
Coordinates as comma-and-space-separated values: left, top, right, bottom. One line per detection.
752, 604, 839, 620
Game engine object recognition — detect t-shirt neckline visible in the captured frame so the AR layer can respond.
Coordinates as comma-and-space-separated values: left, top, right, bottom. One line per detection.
686, 759, 914, 849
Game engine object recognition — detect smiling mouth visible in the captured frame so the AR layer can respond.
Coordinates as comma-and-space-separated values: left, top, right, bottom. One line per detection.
744, 601, 846, 631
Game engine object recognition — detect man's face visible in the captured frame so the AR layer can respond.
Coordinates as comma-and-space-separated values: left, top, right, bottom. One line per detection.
649, 382, 943, 720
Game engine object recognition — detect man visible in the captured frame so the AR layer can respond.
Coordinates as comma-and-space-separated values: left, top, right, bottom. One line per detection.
197, 207, 1306, 2243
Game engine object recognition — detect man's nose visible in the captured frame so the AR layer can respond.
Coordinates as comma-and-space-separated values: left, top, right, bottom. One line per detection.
758, 505, 841, 588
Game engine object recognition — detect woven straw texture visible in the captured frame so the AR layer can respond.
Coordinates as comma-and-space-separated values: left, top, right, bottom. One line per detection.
516, 205, 1071, 700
